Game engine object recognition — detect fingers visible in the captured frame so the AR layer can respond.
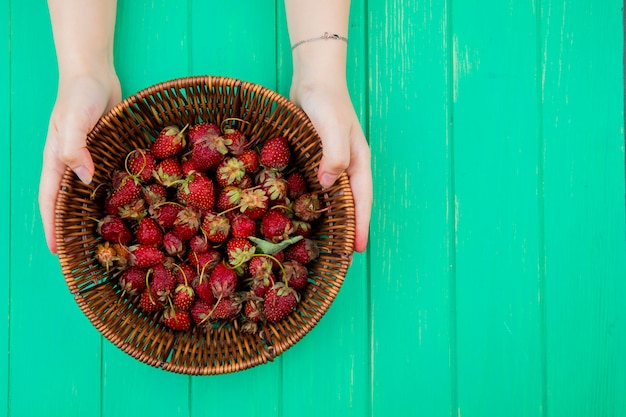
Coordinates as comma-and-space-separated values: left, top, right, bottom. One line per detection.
39, 132, 64, 254
313, 117, 351, 189
57, 112, 95, 184
346, 134, 372, 253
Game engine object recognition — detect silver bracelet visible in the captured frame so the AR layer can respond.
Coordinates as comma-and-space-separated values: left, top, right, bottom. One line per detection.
291, 32, 348, 51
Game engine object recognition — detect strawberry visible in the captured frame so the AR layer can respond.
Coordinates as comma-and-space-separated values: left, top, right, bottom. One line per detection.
247, 271, 275, 297
292, 220, 313, 238
150, 202, 182, 229
174, 263, 197, 285
173, 283, 195, 311
259, 136, 290, 170
97, 215, 133, 244
284, 238, 320, 264
294, 193, 323, 221
237, 174, 254, 190
201, 212, 230, 243
118, 266, 148, 296
130, 245, 165, 268
150, 263, 176, 302
188, 122, 221, 147
216, 186, 243, 212
211, 296, 241, 320
223, 126, 247, 155
238, 188, 268, 219
162, 308, 191, 331
189, 234, 210, 253
189, 249, 222, 274
127, 149, 156, 183
172, 206, 202, 241
286, 171, 308, 200
263, 282, 299, 322
139, 288, 163, 312
193, 274, 217, 305
244, 297, 264, 322
283, 260, 308, 290
236, 149, 260, 174
226, 237, 256, 266
95, 242, 118, 271
209, 262, 238, 298
216, 157, 246, 187
105, 175, 142, 214
230, 214, 256, 238
176, 172, 215, 211
190, 134, 230, 171
152, 125, 187, 159
163, 232, 185, 256
117, 198, 147, 221
248, 256, 273, 279
142, 183, 167, 206
136, 217, 164, 247
153, 157, 183, 187
190, 299, 212, 325
261, 209, 294, 242
257, 170, 288, 204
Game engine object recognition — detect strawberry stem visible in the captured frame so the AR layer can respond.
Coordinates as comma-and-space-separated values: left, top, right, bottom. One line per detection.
198, 293, 223, 326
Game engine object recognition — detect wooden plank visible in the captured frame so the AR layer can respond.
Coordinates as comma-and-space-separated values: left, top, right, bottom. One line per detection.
368, 0, 454, 414
101, 1, 192, 416
8, 2, 102, 416
187, 2, 283, 415
0, 2, 10, 415
452, 1, 544, 416
541, 1, 626, 415
276, 1, 371, 416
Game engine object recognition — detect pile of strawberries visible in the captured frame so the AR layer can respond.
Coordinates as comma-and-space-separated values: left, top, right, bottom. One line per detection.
93, 120, 323, 333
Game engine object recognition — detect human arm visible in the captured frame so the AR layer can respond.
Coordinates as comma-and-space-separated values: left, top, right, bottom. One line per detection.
40, 0, 121, 253
284, 0, 372, 252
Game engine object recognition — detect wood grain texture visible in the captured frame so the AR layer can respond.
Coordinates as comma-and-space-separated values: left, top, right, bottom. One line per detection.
8, 2, 102, 416
3, 0, 625, 415
453, 1, 543, 416
541, 1, 626, 416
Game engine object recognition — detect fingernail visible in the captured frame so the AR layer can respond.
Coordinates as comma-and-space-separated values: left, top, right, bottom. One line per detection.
320, 173, 338, 189
73, 166, 92, 185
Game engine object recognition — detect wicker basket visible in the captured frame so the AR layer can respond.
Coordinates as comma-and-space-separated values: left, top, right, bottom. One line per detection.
55, 76, 355, 375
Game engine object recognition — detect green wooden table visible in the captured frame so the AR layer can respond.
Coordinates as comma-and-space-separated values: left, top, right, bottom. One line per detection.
2, 0, 625, 416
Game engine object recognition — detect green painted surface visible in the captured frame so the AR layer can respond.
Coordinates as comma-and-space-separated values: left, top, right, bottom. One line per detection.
3, 0, 625, 416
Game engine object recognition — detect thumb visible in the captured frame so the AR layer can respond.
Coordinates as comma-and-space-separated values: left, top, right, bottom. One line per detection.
313, 118, 351, 189
57, 114, 96, 184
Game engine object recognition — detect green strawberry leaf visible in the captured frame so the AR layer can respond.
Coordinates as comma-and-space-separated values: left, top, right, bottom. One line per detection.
249, 235, 303, 255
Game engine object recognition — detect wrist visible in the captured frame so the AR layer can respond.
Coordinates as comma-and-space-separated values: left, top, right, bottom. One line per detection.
57, 54, 116, 84
291, 40, 348, 89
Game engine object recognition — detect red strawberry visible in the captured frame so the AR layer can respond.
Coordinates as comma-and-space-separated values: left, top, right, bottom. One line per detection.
139, 288, 163, 312
223, 126, 247, 155
286, 171, 308, 200
162, 308, 191, 331
118, 266, 148, 296
284, 238, 320, 264
136, 217, 164, 247
211, 296, 241, 320
150, 202, 182, 229
237, 149, 260, 174
283, 260, 308, 290
97, 215, 133, 244
152, 125, 187, 159
209, 263, 238, 298
259, 136, 290, 170
189, 249, 222, 275
130, 245, 165, 268
247, 271, 275, 297
176, 172, 215, 211
263, 282, 299, 322
189, 234, 210, 253
294, 193, 324, 222
256, 169, 288, 204
226, 237, 256, 266
105, 175, 142, 214
127, 149, 156, 183
201, 212, 230, 243
190, 134, 230, 171
190, 299, 212, 325
243, 298, 264, 322
142, 183, 167, 206
117, 198, 147, 221
188, 122, 221, 147
193, 274, 217, 305
153, 157, 183, 187
173, 283, 195, 311
292, 220, 313, 238
230, 214, 256, 238
216, 157, 246, 187
238, 188, 268, 219
261, 209, 294, 242
248, 256, 273, 279
163, 232, 185, 256
216, 186, 243, 212
172, 206, 202, 241
150, 263, 176, 302
174, 263, 197, 285
237, 174, 254, 189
